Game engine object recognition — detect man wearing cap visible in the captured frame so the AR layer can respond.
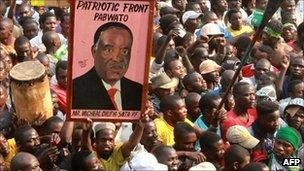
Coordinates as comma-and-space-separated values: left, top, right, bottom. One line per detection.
269, 127, 302, 171
83, 116, 147, 170
261, 19, 293, 53
226, 125, 268, 163
200, 23, 228, 62
149, 73, 179, 114
199, 59, 221, 91
182, 11, 202, 38
284, 98, 304, 141
282, 23, 297, 45
226, 125, 260, 150
72, 22, 143, 111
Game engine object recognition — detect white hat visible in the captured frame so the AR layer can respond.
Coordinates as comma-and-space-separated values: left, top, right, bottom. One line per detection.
120, 151, 168, 170
256, 85, 277, 101
16, 0, 23, 5
200, 23, 224, 36
182, 11, 202, 24
94, 122, 116, 133
226, 125, 260, 149
189, 162, 217, 171
285, 98, 304, 117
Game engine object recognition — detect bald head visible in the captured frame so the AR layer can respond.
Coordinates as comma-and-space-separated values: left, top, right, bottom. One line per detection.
42, 31, 61, 49
255, 58, 271, 68
221, 70, 235, 85
153, 145, 176, 162
185, 92, 201, 106
11, 152, 41, 171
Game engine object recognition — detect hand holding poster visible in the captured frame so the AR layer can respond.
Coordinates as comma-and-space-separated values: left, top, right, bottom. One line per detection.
68, 0, 154, 121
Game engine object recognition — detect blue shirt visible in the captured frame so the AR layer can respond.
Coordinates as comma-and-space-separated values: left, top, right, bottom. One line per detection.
194, 115, 221, 150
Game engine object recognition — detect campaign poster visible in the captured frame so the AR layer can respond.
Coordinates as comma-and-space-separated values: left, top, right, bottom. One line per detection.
67, 0, 154, 121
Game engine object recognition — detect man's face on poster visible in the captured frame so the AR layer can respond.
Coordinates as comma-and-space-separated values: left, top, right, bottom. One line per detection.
92, 28, 132, 85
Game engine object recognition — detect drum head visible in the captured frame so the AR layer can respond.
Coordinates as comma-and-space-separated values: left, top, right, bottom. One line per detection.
9, 61, 46, 82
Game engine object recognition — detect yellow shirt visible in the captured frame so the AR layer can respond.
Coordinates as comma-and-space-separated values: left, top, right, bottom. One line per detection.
0, 43, 16, 55
98, 143, 126, 171
4, 138, 17, 169
154, 117, 194, 146
227, 25, 254, 38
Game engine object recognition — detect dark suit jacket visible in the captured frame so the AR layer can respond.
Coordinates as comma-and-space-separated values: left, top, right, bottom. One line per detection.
72, 68, 142, 110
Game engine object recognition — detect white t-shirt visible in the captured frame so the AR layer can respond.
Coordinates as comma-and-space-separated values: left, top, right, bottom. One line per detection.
30, 31, 67, 52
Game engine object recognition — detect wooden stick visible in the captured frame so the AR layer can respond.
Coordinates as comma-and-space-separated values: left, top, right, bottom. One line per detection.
216, 0, 284, 112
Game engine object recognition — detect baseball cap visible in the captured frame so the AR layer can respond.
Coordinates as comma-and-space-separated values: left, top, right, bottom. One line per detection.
199, 59, 221, 74
226, 125, 260, 149
120, 151, 168, 170
256, 85, 277, 101
182, 11, 202, 24
200, 23, 224, 36
150, 73, 179, 89
284, 98, 304, 117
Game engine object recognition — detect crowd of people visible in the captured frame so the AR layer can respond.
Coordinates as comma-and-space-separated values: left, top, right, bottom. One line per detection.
0, 0, 303, 170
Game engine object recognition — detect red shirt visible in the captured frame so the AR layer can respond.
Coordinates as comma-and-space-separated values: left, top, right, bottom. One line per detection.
241, 64, 279, 78
51, 84, 67, 114
221, 108, 257, 141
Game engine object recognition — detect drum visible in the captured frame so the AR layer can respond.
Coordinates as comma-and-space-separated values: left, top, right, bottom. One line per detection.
9, 61, 53, 123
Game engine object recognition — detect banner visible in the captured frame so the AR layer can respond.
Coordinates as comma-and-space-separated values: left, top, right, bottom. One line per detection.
67, 0, 154, 122
31, 0, 70, 7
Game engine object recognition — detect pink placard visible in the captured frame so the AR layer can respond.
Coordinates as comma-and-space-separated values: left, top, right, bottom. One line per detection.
67, 0, 154, 121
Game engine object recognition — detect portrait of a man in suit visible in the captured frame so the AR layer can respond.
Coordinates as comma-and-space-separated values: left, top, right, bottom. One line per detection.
72, 22, 143, 110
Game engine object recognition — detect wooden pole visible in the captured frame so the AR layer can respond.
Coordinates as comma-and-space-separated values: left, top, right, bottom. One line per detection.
216, 0, 284, 112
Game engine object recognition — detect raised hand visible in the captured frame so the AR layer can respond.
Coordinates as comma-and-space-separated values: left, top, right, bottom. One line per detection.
211, 108, 227, 127
185, 151, 206, 164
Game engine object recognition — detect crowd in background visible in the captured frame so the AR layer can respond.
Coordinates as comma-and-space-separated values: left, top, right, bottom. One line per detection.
0, 0, 304, 170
